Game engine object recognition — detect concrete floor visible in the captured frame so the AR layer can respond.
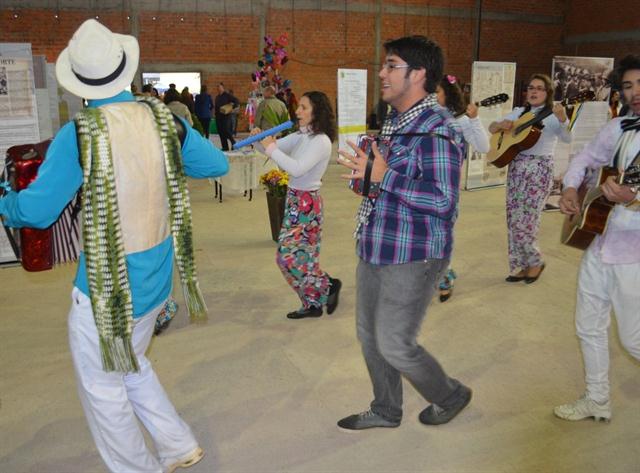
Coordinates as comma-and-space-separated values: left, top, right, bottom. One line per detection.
1, 162, 639, 473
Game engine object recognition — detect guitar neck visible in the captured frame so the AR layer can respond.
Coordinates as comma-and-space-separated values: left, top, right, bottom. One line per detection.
459, 101, 492, 118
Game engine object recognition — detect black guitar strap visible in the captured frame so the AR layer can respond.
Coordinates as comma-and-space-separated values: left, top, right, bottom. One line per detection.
518, 104, 532, 118
628, 148, 640, 170
612, 127, 640, 171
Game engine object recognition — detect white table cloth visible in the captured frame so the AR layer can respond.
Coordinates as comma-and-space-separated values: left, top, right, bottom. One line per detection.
210, 149, 278, 201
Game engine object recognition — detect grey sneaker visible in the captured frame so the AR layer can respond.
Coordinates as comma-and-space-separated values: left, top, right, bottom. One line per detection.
553, 395, 611, 422
419, 385, 472, 425
337, 409, 400, 431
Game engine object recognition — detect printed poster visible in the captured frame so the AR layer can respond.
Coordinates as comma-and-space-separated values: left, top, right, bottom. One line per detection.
337, 69, 367, 152
465, 61, 516, 190
0, 43, 40, 174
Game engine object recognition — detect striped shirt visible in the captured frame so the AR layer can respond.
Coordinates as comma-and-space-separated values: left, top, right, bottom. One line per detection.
357, 100, 464, 265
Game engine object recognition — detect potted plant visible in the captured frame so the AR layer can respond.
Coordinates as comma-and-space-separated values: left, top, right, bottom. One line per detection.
260, 169, 288, 241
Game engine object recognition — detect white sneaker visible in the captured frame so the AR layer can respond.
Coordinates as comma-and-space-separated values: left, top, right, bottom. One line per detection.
162, 447, 204, 473
553, 395, 611, 422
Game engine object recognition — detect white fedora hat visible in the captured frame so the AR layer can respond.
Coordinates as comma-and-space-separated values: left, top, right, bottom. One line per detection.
56, 19, 139, 100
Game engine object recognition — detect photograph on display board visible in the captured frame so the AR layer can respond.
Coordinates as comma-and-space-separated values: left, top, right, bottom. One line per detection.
0, 67, 7, 95
551, 56, 614, 102
545, 56, 614, 210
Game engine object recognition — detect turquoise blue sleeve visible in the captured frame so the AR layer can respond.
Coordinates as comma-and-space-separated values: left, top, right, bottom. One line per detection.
179, 117, 229, 178
0, 122, 83, 229
0, 117, 228, 228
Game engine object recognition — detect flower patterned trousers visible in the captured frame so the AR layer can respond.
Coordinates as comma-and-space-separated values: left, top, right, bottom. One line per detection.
506, 153, 553, 272
276, 188, 330, 309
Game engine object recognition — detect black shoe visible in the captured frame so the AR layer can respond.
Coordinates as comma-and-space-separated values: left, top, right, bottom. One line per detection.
286, 306, 322, 319
326, 277, 342, 314
337, 409, 400, 431
505, 274, 526, 282
524, 263, 546, 284
419, 385, 472, 425
439, 288, 452, 302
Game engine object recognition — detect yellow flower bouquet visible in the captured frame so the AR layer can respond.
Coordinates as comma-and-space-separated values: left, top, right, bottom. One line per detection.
260, 169, 289, 198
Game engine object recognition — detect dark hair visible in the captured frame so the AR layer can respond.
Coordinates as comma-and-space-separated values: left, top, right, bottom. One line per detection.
439, 76, 466, 115
141, 83, 152, 94
527, 73, 554, 109
383, 35, 444, 93
180, 88, 192, 100
302, 91, 336, 143
609, 54, 640, 91
609, 89, 620, 106
164, 88, 181, 104
201, 85, 208, 94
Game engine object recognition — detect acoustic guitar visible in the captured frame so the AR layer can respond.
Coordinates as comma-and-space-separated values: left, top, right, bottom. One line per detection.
561, 164, 640, 250
487, 90, 595, 168
455, 93, 509, 118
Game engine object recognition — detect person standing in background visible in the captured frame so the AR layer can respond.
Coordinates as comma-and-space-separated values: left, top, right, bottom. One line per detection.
164, 87, 193, 126
195, 85, 214, 139
215, 82, 239, 151
181, 87, 195, 113
255, 85, 290, 131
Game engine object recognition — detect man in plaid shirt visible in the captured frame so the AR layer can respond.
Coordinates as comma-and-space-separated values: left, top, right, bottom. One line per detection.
337, 35, 472, 431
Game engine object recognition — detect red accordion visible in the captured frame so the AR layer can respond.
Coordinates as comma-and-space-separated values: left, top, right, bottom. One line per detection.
3, 140, 81, 271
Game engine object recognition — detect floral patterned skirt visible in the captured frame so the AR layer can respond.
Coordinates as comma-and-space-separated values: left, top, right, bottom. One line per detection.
276, 188, 330, 308
506, 153, 553, 272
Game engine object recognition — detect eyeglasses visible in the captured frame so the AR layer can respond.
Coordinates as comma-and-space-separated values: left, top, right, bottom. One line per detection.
527, 86, 546, 92
382, 62, 411, 72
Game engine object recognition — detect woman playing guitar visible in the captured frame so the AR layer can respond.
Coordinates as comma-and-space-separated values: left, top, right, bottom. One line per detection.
489, 74, 571, 284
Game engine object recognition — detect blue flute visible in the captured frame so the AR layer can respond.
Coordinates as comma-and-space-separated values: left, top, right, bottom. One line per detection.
232, 121, 294, 150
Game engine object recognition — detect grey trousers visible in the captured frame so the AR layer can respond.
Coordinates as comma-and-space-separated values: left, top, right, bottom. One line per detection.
356, 258, 465, 422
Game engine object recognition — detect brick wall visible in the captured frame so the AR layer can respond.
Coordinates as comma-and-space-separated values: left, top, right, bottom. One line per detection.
0, 1, 634, 132
0, 9, 132, 61
564, 0, 639, 61
565, 0, 637, 35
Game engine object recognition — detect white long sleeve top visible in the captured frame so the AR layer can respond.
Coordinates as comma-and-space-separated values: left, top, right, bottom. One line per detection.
502, 105, 572, 155
263, 127, 332, 191
456, 115, 490, 153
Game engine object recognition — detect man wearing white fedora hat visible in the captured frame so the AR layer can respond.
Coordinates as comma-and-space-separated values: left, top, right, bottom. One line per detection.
0, 19, 228, 473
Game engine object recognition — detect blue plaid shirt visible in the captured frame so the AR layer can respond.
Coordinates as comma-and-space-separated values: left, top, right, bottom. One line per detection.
357, 101, 464, 265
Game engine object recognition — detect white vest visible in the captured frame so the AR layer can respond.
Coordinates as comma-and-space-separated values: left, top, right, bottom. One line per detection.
97, 102, 170, 254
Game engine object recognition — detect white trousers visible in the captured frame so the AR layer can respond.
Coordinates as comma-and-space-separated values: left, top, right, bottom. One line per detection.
68, 288, 198, 473
575, 246, 640, 403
